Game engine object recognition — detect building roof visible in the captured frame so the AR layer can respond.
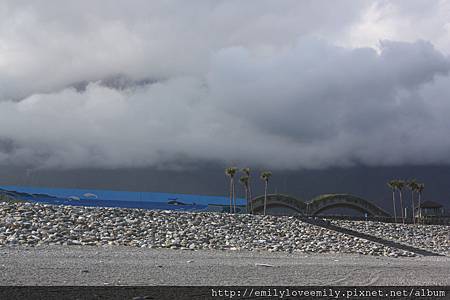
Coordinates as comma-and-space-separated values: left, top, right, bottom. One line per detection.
419, 200, 443, 209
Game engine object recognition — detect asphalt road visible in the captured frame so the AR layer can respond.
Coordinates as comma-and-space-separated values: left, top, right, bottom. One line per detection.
0, 245, 449, 286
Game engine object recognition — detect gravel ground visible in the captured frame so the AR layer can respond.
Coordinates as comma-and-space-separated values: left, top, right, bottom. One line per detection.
328, 220, 449, 255
1, 245, 449, 286
0, 202, 417, 257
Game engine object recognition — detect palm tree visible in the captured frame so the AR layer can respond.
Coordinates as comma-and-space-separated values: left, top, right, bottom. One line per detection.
408, 179, 418, 224
396, 179, 406, 223
241, 168, 252, 214
417, 183, 425, 222
225, 167, 238, 213
260, 171, 272, 215
239, 176, 250, 213
387, 180, 397, 222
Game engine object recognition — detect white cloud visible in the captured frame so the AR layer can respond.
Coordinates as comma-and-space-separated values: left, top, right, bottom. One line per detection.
1, 1, 450, 170
344, 0, 450, 54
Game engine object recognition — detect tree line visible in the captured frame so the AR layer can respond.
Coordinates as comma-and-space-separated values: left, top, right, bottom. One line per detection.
224, 170, 426, 221
225, 167, 272, 215
387, 179, 425, 224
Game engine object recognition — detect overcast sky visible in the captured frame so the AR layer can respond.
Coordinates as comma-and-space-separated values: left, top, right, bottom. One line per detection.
1, 0, 450, 171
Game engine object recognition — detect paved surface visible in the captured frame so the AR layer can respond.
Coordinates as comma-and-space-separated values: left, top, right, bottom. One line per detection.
1, 245, 449, 286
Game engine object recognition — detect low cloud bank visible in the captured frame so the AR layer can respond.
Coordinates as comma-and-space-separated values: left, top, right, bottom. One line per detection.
1, 1, 450, 170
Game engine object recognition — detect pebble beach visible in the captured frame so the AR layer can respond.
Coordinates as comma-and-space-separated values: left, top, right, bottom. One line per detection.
329, 219, 449, 256
1, 201, 448, 257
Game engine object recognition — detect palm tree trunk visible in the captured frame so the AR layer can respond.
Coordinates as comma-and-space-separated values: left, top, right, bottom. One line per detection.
399, 190, 404, 224
244, 185, 247, 213
232, 178, 236, 213
263, 180, 268, 216
246, 186, 249, 214
392, 190, 397, 222
248, 182, 253, 214
418, 192, 422, 223
229, 178, 233, 213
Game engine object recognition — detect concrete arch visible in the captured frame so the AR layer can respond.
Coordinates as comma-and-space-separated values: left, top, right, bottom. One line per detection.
308, 194, 390, 217
251, 194, 306, 215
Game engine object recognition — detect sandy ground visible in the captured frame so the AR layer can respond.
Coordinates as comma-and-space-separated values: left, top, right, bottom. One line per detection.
0, 245, 449, 286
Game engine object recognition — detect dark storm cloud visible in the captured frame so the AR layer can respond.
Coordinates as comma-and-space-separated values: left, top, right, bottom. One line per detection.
0, 0, 450, 170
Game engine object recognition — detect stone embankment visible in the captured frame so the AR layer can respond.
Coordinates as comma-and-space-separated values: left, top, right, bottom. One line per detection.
0, 202, 429, 257
328, 219, 449, 256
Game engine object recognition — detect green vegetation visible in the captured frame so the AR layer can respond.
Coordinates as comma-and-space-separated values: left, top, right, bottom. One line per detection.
309, 193, 353, 204
308, 194, 390, 217
251, 194, 306, 214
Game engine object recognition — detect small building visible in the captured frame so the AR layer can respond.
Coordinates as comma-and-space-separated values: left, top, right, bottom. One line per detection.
417, 200, 445, 217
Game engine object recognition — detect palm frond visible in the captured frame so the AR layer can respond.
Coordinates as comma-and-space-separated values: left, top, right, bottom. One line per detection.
387, 180, 396, 189
408, 178, 418, 190
241, 168, 251, 176
260, 171, 272, 181
417, 183, 425, 193
225, 167, 238, 177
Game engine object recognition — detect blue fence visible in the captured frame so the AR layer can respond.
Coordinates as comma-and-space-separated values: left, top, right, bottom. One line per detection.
0, 185, 246, 213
